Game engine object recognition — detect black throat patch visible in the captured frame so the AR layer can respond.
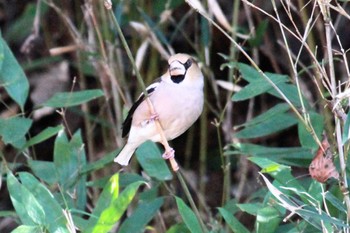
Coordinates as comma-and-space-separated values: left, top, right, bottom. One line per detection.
171, 75, 185, 83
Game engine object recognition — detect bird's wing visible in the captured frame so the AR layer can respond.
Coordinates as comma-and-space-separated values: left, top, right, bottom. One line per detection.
122, 79, 161, 137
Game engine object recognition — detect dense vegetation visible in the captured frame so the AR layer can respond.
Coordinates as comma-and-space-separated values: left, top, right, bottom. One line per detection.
1, 0, 350, 232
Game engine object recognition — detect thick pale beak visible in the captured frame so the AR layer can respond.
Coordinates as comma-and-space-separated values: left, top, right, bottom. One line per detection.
169, 60, 186, 76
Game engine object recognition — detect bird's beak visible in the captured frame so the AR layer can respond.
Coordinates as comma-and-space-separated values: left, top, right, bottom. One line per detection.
169, 60, 186, 76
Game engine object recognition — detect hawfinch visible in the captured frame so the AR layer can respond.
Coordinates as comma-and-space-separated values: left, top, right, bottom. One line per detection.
114, 53, 204, 166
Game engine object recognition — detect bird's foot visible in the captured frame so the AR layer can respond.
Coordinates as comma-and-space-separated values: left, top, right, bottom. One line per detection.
162, 148, 175, 159
150, 112, 159, 121
141, 113, 160, 127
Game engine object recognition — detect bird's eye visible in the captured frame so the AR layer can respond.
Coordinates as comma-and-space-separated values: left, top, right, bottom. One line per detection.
183, 59, 192, 70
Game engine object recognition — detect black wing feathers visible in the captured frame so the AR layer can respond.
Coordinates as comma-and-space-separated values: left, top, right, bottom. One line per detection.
121, 85, 157, 137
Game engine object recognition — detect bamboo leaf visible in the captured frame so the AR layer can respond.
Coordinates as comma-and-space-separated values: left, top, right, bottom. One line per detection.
118, 198, 164, 233
236, 113, 298, 139
218, 208, 250, 233
0, 37, 29, 110
42, 89, 104, 108
0, 117, 32, 148
136, 141, 173, 181
175, 197, 202, 233
24, 125, 64, 148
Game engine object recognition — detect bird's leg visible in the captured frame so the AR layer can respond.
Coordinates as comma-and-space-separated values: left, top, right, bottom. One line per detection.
162, 147, 175, 159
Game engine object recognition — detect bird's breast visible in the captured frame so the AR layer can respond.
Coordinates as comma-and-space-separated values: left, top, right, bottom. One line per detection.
150, 84, 204, 140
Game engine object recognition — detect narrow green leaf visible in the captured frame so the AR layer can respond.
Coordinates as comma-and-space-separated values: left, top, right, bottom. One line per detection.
18, 172, 69, 232
236, 203, 263, 216
238, 103, 290, 127
3, 4, 45, 43
7, 172, 45, 226
228, 143, 313, 167
118, 198, 164, 233
218, 208, 250, 233
236, 113, 298, 139
136, 141, 173, 181
256, 206, 282, 233
0, 38, 29, 110
232, 74, 287, 101
87, 173, 120, 228
42, 89, 104, 108
53, 130, 87, 210
175, 197, 202, 233
138, 9, 169, 46
24, 125, 64, 148
0, 117, 32, 148
90, 181, 144, 233
249, 20, 268, 47
342, 112, 350, 145
268, 82, 309, 108
249, 157, 305, 192
325, 192, 347, 213
11, 225, 42, 233
81, 149, 119, 174
298, 112, 323, 150
28, 160, 57, 185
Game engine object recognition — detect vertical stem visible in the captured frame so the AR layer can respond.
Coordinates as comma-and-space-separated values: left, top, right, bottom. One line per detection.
321, 1, 350, 221
221, 0, 240, 207
177, 171, 208, 233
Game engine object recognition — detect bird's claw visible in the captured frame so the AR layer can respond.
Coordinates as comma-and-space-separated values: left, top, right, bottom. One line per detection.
150, 113, 159, 121
162, 148, 175, 159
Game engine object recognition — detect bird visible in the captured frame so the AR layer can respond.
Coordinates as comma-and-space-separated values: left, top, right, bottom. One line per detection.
114, 53, 204, 166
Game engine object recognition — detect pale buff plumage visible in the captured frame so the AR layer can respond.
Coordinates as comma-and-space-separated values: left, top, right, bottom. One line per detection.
114, 53, 204, 166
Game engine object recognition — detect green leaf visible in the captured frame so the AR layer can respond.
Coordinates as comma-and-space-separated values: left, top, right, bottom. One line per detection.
236, 203, 263, 216
298, 112, 323, 150
268, 82, 309, 108
228, 143, 313, 167
249, 20, 268, 47
24, 125, 64, 148
53, 130, 87, 210
236, 112, 298, 139
138, 9, 169, 46
256, 206, 282, 233
218, 208, 249, 233
325, 191, 347, 213
175, 197, 202, 233
81, 149, 119, 174
237, 103, 290, 127
136, 141, 173, 181
86, 173, 120, 231
4, 4, 41, 43
0, 117, 32, 148
7, 172, 45, 226
28, 160, 57, 185
249, 157, 305, 192
0, 38, 29, 110
89, 180, 144, 233
11, 225, 42, 233
342, 112, 350, 145
17, 172, 69, 232
232, 73, 287, 101
118, 198, 164, 233
42, 89, 104, 108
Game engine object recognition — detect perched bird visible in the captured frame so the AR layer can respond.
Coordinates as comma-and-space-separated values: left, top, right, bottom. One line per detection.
114, 53, 204, 166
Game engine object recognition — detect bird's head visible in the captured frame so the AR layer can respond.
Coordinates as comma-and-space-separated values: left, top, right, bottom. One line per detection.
167, 53, 203, 87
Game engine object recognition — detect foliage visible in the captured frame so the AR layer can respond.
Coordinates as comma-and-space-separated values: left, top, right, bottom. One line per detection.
1, 0, 350, 233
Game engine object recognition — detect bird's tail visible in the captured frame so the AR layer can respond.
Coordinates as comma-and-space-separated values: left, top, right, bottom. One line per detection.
114, 144, 136, 166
